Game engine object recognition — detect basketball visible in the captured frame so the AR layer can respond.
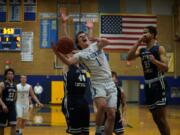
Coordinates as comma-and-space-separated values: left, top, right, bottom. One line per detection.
57, 37, 74, 54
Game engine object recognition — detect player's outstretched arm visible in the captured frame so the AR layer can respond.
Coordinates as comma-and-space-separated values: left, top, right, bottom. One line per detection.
29, 86, 43, 107
51, 43, 78, 65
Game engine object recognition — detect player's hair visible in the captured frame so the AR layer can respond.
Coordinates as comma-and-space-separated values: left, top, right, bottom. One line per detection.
75, 31, 85, 50
4, 68, 15, 79
145, 26, 157, 39
111, 71, 118, 78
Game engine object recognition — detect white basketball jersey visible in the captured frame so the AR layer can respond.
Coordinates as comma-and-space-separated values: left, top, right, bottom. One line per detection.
16, 83, 31, 105
74, 42, 112, 82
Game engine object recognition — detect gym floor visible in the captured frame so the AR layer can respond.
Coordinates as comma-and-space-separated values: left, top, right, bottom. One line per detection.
4, 104, 180, 135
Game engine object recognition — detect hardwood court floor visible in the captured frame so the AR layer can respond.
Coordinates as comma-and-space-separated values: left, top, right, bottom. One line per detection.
4, 104, 180, 135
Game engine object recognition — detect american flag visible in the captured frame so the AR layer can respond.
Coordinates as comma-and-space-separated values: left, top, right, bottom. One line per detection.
100, 15, 157, 51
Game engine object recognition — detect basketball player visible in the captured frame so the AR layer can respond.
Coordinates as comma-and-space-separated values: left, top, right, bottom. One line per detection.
16, 75, 43, 135
52, 13, 117, 135
60, 12, 90, 135
127, 26, 170, 135
111, 71, 126, 135
0, 68, 17, 135
62, 61, 90, 135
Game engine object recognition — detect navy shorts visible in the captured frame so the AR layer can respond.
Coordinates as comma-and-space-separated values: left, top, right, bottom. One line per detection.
0, 104, 16, 127
62, 97, 90, 134
145, 80, 167, 110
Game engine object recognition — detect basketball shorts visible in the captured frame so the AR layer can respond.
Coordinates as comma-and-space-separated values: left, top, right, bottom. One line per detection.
16, 103, 29, 120
145, 80, 167, 110
0, 104, 16, 127
62, 97, 90, 134
91, 79, 117, 108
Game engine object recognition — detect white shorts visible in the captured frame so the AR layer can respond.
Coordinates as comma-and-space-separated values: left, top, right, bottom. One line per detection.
91, 79, 117, 108
16, 104, 29, 120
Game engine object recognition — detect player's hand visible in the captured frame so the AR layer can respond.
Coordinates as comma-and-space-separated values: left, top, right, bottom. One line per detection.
122, 117, 127, 127
61, 13, 69, 23
86, 21, 94, 29
2, 104, 8, 113
38, 103, 44, 108
138, 34, 147, 43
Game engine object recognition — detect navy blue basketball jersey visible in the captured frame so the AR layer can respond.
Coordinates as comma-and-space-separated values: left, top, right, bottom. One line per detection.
2, 80, 17, 106
64, 64, 88, 97
140, 45, 164, 80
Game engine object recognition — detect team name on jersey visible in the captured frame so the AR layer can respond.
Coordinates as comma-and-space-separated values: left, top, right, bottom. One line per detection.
87, 50, 102, 59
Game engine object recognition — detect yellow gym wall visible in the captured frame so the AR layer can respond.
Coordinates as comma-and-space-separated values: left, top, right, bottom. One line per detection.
0, 0, 179, 76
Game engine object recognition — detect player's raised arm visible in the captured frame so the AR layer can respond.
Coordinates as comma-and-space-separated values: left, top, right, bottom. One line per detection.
127, 35, 146, 60
86, 21, 94, 39
93, 37, 110, 50
60, 8, 69, 37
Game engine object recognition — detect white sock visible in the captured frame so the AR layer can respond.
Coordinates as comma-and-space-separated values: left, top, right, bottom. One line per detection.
18, 129, 22, 133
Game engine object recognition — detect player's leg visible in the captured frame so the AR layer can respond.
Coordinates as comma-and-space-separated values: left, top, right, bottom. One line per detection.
67, 99, 82, 135
16, 104, 23, 135
151, 107, 170, 135
104, 107, 116, 135
94, 97, 107, 135
8, 105, 17, 135
10, 125, 16, 135
103, 82, 117, 135
0, 111, 7, 135
147, 81, 170, 135
80, 99, 90, 135
91, 85, 107, 135
0, 127, 4, 135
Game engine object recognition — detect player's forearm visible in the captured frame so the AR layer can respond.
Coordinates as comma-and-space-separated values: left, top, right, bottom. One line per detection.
62, 22, 68, 37
88, 28, 93, 39
0, 98, 6, 107
127, 41, 140, 60
121, 104, 127, 118
32, 95, 41, 105
121, 93, 127, 117
152, 59, 168, 72
57, 52, 73, 65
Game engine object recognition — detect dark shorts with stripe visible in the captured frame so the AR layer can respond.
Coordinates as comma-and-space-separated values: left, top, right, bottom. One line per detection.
0, 104, 16, 127
145, 80, 167, 110
62, 96, 90, 134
